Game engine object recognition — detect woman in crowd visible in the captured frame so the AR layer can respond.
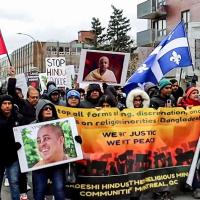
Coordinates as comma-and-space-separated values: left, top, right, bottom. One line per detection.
65, 90, 81, 108
98, 95, 117, 108
32, 99, 66, 200
125, 88, 150, 200
126, 88, 150, 108
177, 86, 200, 198
178, 86, 200, 108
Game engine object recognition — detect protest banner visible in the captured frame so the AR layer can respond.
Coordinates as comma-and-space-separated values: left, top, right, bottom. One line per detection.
13, 117, 83, 172
56, 106, 200, 199
78, 49, 130, 86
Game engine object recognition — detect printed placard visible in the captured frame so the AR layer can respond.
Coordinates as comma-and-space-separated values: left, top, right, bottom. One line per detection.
78, 49, 130, 85
14, 117, 83, 172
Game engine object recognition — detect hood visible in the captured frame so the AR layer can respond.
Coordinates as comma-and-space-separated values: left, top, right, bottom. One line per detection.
126, 88, 150, 108
35, 99, 58, 122
104, 85, 117, 97
86, 83, 102, 98
47, 85, 60, 97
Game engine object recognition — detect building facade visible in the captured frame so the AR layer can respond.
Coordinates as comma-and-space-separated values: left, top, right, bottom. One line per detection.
78, 30, 95, 44
0, 40, 92, 75
137, 0, 200, 80
0, 56, 10, 79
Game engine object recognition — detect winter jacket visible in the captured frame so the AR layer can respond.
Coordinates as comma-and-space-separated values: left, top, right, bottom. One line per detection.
126, 88, 150, 108
47, 85, 65, 106
32, 99, 58, 123
80, 84, 102, 108
171, 87, 184, 102
0, 108, 24, 166
178, 97, 200, 108
150, 94, 176, 109
7, 77, 36, 124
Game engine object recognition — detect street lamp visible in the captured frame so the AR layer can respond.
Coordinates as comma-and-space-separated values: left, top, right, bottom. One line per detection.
17, 32, 43, 72
17, 32, 36, 41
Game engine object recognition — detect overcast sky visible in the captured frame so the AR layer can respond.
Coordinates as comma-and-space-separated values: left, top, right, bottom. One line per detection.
0, 0, 147, 53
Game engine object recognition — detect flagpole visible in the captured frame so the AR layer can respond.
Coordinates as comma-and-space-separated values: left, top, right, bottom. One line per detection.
7, 53, 12, 66
179, 68, 182, 85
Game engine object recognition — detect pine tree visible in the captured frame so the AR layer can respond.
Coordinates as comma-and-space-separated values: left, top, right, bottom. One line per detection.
107, 5, 133, 52
91, 17, 106, 49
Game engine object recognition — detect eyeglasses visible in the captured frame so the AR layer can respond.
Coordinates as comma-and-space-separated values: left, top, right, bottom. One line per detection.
43, 106, 53, 111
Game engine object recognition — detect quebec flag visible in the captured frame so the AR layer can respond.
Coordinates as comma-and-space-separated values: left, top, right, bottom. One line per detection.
123, 21, 193, 94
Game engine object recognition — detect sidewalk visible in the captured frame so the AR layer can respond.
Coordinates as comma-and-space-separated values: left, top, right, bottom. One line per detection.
2, 185, 195, 200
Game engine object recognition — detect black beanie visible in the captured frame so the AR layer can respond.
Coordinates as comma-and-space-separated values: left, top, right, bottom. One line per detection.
0, 95, 14, 106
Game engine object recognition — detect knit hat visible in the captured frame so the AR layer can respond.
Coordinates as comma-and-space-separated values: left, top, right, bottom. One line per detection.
0, 94, 14, 106
144, 82, 158, 93
185, 86, 199, 98
66, 90, 80, 99
158, 79, 171, 90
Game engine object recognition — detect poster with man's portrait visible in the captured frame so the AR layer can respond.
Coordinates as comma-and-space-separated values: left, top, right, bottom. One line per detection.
78, 49, 130, 85
13, 117, 83, 172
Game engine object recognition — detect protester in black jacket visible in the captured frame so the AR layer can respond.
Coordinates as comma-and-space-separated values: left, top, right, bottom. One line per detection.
80, 83, 103, 108
47, 85, 65, 106
150, 79, 175, 200
170, 79, 184, 103
150, 79, 176, 109
7, 67, 39, 197
7, 68, 39, 124
0, 95, 24, 200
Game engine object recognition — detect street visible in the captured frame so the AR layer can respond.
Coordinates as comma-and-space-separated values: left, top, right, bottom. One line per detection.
1, 179, 196, 200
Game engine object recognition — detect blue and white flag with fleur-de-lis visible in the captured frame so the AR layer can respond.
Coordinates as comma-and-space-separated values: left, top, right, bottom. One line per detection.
123, 21, 193, 94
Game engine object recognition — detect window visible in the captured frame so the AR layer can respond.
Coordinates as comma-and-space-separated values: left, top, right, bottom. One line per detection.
153, 19, 166, 38
52, 47, 57, 52
65, 47, 70, 52
47, 47, 51, 52
59, 47, 64, 52
182, 10, 190, 31
77, 47, 81, 52
157, 0, 166, 8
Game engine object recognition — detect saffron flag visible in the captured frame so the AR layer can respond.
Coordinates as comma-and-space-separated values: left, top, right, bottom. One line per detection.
123, 21, 193, 94
0, 30, 8, 55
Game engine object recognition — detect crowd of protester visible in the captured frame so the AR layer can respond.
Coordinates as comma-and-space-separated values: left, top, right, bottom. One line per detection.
0, 66, 200, 200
